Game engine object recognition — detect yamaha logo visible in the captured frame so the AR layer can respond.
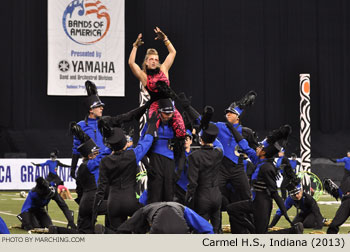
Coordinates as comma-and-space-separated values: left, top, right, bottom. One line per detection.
58, 60, 70, 72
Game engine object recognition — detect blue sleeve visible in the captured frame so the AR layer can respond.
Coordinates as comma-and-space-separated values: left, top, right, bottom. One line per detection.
132, 134, 154, 164
139, 189, 148, 206
21, 191, 34, 213
275, 196, 294, 216
87, 148, 111, 185
87, 148, 111, 173
140, 123, 148, 140
213, 138, 223, 150
37, 161, 48, 167
243, 160, 248, 173
289, 160, 298, 169
72, 135, 82, 155
0, 217, 10, 234
184, 207, 214, 234
87, 159, 100, 174
275, 208, 282, 216
276, 157, 282, 168
337, 158, 346, 163
238, 139, 259, 165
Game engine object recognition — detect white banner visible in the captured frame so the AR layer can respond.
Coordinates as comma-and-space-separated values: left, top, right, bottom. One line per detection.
0, 159, 80, 190
48, 0, 125, 96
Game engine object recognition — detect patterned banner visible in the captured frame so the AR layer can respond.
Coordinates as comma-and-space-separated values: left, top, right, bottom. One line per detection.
299, 74, 311, 191
139, 83, 150, 133
136, 83, 150, 193
48, 0, 125, 96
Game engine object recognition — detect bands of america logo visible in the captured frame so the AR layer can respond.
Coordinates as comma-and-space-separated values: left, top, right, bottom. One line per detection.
58, 60, 70, 72
62, 0, 111, 45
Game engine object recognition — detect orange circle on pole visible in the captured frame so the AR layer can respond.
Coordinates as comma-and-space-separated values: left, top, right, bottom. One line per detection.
303, 82, 310, 94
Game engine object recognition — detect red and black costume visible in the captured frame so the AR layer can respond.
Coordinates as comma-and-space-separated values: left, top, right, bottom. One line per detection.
146, 69, 186, 138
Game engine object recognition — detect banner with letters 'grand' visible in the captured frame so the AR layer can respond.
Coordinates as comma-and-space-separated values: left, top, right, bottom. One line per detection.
0, 159, 79, 190
48, 0, 124, 96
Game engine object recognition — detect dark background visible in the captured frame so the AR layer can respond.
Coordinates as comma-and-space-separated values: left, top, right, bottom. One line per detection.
1, 0, 350, 159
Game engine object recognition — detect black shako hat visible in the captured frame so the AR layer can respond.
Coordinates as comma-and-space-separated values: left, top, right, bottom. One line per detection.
260, 124, 292, 158
87, 95, 105, 109
286, 183, 302, 198
77, 138, 99, 157
158, 98, 175, 113
85, 81, 105, 109
200, 123, 219, 144
105, 127, 127, 151
225, 103, 243, 116
34, 177, 55, 199
225, 90, 257, 116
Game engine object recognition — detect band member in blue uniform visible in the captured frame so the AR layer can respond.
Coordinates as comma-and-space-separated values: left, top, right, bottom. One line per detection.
115, 202, 214, 234
269, 183, 324, 229
174, 129, 193, 204
0, 216, 10, 234
215, 91, 257, 203
226, 124, 296, 233
48, 126, 110, 234
276, 149, 290, 200
141, 98, 178, 203
93, 113, 158, 231
71, 81, 108, 179
73, 123, 110, 233
17, 177, 76, 231
32, 150, 70, 186
327, 177, 350, 233
185, 123, 224, 233
330, 151, 350, 197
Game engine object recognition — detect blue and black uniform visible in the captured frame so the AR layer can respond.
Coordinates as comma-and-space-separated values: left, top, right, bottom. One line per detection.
327, 193, 350, 233
270, 192, 324, 229
117, 202, 214, 234
71, 117, 111, 203
289, 159, 300, 173
76, 148, 110, 233
71, 118, 110, 177
95, 133, 155, 231
18, 186, 74, 230
215, 122, 251, 202
0, 216, 10, 234
141, 121, 175, 203
186, 139, 223, 233
327, 177, 350, 234
336, 156, 350, 194
33, 160, 70, 186
174, 149, 191, 204
277, 156, 292, 200
226, 127, 292, 234
222, 158, 255, 207
336, 157, 350, 172
73, 118, 108, 156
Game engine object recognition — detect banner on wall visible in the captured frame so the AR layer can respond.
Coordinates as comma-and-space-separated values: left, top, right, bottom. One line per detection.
0, 159, 80, 190
48, 0, 125, 96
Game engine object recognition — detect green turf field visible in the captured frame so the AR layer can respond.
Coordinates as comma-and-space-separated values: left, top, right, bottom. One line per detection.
0, 191, 349, 234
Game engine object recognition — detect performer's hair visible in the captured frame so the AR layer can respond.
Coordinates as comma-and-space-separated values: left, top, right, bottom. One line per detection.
142, 48, 160, 71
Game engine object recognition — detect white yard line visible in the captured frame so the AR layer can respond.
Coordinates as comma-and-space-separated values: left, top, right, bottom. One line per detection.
0, 211, 67, 224
317, 201, 341, 205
